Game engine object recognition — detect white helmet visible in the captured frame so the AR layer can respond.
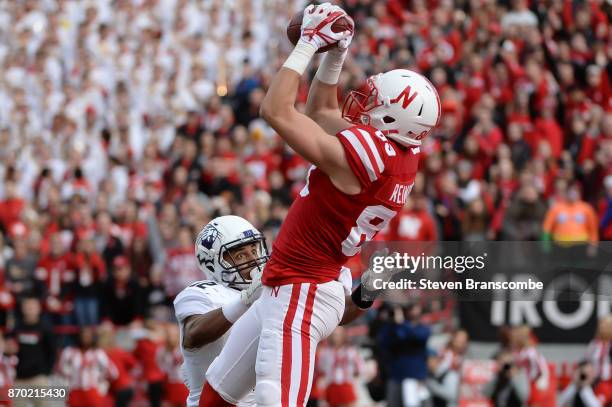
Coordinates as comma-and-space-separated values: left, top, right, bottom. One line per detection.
195, 215, 269, 290
342, 69, 441, 146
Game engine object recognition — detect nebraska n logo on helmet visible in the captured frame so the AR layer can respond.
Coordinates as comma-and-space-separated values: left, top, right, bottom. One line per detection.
195, 215, 269, 290
342, 69, 441, 146
390, 85, 418, 109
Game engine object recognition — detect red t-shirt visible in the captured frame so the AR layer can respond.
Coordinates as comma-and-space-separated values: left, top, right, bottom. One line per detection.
133, 339, 165, 383
106, 348, 137, 392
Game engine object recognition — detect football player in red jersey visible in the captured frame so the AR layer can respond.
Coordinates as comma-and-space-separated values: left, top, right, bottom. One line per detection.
200, 3, 441, 407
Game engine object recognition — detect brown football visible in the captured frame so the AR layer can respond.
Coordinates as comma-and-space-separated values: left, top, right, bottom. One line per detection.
286, 11, 354, 54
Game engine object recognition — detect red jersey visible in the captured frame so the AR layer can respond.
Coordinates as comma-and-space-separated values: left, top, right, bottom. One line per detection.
318, 345, 363, 385
133, 338, 165, 383
105, 348, 137, 392
263, 125, 420, 286
58, 347, 118, 391
387, 209, 437, 241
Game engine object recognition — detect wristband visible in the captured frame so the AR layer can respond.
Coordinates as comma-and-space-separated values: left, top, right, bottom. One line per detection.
282, 40, 317, 76
221, 298, 249, 323
351, 283, 376, 309
316, 48, 348, 85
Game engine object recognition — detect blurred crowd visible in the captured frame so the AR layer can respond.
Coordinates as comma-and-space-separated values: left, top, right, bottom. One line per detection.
0, 0, 611, 405
346, 306, 612, 407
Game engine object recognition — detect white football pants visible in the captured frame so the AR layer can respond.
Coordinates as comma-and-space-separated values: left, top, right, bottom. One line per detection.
206, 280, 345, 407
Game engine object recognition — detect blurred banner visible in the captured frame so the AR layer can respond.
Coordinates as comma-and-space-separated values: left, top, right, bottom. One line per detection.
360, 241, 612, 343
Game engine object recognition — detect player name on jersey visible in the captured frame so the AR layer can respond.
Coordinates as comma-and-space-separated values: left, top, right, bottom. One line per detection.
374, 178, 415, 208
389, 182, 413, 205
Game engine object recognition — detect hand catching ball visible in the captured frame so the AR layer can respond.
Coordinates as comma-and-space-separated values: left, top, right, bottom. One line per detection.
286, 10, 354, 53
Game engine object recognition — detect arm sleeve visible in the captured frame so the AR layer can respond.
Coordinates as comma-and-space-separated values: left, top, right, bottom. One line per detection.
337, 127, 385, 189
173, 288, 218, 322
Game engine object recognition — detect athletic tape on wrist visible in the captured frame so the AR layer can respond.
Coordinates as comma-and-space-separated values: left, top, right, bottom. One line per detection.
282, 41, 317, 76
316, 48, 347, 85
221, 299, 249, 323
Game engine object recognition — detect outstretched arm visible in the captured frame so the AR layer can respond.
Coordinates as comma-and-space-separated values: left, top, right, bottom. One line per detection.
260, 67, 349, 180
182, 310, 232, 349
259, 4, 360, 194
305, 47, 352, 135
180, 271, 264, 349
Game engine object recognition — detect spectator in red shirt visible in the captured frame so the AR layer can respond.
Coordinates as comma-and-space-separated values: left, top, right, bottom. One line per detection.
534, 105, 564, 160
0, 181, 25, 234
133, 322, 166, 407
157, 324, 188, 407
387, 195, 438, 242
98, 326, 137, 407
468, 99, 503, 160
34, 233, 75, 330
318, 327, 363, 407
58, 326, 118, 407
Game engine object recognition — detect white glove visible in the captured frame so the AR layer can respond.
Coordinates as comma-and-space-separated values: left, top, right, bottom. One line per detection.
240, 268, 263, 306
300, 3, 353, 51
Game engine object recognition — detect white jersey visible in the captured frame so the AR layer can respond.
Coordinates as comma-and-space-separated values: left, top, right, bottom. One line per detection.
173, 280, 256, 407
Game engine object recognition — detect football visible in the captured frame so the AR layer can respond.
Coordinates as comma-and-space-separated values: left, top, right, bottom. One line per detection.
286, 11, 354, 53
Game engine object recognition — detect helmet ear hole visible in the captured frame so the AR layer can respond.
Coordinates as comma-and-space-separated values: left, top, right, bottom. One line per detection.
382, 115, 396, 124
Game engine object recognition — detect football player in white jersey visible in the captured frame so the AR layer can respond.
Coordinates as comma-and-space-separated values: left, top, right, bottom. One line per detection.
174, 215, 269, 407
175, 214, 381, 407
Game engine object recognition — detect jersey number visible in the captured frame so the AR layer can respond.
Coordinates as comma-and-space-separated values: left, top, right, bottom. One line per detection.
190, 281, 217, 290
341, 205, 396, 256
373, 130, 396, 157
299, 165, 316, 197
